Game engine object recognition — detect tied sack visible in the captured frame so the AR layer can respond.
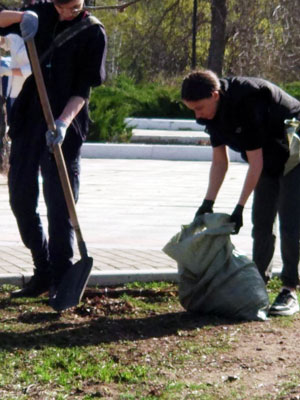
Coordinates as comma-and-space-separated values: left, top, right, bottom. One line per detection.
163, 213, 269, 321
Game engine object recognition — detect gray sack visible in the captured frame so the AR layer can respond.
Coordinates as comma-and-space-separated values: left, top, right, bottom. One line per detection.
163, 213, 269, 321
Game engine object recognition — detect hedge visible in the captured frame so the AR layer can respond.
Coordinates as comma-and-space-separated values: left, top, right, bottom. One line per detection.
88, 75, 300, 142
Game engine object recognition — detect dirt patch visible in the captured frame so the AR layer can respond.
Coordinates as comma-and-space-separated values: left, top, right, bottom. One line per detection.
1, 285, 300, 399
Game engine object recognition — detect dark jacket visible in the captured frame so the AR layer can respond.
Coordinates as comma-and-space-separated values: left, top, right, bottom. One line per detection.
0, 2, 107, 156
197, 77, 300, 175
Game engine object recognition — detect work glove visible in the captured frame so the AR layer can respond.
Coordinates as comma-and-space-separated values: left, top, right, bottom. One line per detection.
194, 199, 214, 220
20, 10, 39, 41
230, 204, 244, 234
0, 65, 12, 76
46, 119, 67, 152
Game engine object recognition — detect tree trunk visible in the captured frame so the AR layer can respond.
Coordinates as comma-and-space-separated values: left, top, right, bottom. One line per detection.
191, 0, 198, 69
207, 0, 227, 75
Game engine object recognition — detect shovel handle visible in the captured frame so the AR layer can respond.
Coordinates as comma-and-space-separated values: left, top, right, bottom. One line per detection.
26, 38, 87, 256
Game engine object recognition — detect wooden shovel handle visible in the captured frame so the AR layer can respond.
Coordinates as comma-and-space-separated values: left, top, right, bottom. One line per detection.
26, 38, 86, 251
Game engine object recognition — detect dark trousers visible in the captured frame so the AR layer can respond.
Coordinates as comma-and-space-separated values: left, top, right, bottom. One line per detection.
252, 163, 300, 287
8, 122, 80, 284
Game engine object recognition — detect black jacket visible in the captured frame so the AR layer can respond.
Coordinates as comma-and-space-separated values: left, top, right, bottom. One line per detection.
198, 77, 300, 175
0, 2, 107, 156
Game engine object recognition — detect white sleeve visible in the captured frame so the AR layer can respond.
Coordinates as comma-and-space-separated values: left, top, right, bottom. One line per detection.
20, 63, 31, 78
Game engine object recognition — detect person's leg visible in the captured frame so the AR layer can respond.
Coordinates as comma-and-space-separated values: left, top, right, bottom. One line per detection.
278, 163, 300, 288
268, 164, 300, 316
252, 170, 279, 282
41, 149, 80, 287
9, 128, 51, 297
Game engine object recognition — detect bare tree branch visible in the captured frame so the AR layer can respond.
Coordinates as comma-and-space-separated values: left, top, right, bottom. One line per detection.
84, 0, 143, 11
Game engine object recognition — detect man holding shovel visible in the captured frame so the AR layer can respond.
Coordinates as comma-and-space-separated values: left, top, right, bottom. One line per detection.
181, 70, 300, 316
0, 0, 107, 300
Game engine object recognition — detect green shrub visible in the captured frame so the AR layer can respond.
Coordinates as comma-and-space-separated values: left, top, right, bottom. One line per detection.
281, 81, 300, 100
88, 74, 193, 142
88, 76, 300, 142
128, 83, 192, 119
88, 83, 133, 143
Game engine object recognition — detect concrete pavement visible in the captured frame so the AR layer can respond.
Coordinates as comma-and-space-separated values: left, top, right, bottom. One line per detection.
0, 156, 282, 288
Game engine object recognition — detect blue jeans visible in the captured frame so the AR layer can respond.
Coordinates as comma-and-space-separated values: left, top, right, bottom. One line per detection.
8, 120, 80, 284
252, 163, 300, 287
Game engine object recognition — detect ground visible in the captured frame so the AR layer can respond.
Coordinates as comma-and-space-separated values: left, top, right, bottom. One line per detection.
1, 281, 300, 400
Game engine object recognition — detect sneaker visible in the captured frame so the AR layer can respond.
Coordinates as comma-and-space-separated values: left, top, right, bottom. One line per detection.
269, 288, 299, 316
10, 274, 50, 298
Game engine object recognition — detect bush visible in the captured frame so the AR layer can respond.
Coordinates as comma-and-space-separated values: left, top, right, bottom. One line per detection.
88, 75, 300, 143
88, 81, 133, 143
88, 74, 193, 142
281, 81, 300, 101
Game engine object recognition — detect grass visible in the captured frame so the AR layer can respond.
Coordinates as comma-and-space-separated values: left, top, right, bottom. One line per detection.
0, 279, 300, 399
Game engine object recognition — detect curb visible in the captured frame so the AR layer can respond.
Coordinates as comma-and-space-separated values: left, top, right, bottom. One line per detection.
2, 270, 179, 288
125, 117, 205, 131
88, 269, 179, 286
81, 142, 243, 162
131, 129, 210, 145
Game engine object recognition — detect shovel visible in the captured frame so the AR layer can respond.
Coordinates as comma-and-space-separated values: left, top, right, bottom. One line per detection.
26, 38, 93, 311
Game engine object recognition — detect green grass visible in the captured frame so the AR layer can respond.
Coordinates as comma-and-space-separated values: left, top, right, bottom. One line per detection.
0, 279, 300, 399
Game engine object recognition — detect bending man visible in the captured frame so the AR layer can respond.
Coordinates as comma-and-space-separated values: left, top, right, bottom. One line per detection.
181, 70, 300, 316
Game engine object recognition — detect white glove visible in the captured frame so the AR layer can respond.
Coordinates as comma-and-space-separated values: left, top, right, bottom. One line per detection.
46, 119, 67, 151
20, 10, 39, 41
0, 65, 12, 76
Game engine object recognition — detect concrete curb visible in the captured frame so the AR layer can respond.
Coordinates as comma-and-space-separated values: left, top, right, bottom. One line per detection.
81, 142, 243, 162
83, 118, 243, 162
125, 117, 205, 131
0, 273, 24, 287
88, 269, 179, 286
1, 270, 179, 288
131, 129, 210, 145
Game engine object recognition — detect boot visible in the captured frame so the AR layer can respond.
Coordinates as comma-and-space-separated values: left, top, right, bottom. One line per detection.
10, 273, 50, 298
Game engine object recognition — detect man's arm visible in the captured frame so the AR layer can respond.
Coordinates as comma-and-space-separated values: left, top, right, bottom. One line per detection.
237, 148, 263, 206
45, 96, 86, 150
0, 11, 23, 27
58, 96, 86, 127
204, 145, 229, 201
194, 145, 228, 218
0, 10, 38, 41
230, 147, 263, 234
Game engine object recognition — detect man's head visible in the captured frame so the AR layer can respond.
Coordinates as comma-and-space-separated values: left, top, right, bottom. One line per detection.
181, 70, 221, 120
54, 0, 85, 21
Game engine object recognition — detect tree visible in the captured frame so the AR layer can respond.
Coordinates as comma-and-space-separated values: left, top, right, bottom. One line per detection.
191, 0, 198, 69
224, 0, 300, 82
207, 0, 227, 75
2, 0, 299, 83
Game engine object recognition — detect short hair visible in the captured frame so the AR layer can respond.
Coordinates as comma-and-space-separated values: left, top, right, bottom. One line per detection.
181, 70, 221, 101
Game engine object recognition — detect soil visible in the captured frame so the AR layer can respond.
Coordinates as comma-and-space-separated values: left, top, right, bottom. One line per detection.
1, 285, 300, 399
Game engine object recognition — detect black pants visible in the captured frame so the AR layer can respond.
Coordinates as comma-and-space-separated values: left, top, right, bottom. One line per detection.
252, 163, 300, 287
8, 121, 80, 285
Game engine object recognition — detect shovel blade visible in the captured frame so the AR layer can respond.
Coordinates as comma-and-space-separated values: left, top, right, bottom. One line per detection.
50, 256, 93, 312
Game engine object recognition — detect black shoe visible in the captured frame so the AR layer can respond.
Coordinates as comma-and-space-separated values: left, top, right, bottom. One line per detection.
10, 274, 50, 298
269, 288, 299, 316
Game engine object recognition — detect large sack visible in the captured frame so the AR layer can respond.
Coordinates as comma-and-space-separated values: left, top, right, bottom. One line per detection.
163, 213, 269, 321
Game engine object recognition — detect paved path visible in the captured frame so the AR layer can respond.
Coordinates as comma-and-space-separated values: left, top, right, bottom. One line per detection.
0, 158, 281, 288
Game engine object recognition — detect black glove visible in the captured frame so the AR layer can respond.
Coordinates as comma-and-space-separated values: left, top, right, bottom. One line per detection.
194, 199, 214, 220
230, 204, 244, 234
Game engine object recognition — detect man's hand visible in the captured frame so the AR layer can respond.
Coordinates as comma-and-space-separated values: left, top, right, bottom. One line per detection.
20, 10, 38, 41
46, 120, 67, 152
230, 204, 244, 234
194, 199, 214, 220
